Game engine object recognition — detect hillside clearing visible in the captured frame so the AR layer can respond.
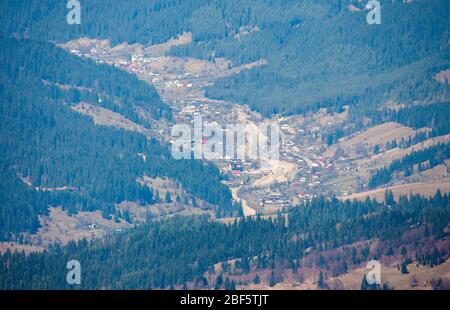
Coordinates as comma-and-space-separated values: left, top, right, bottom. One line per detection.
341, 179, 450, 202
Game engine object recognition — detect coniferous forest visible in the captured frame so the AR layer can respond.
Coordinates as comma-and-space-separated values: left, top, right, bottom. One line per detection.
1, 1, 448, 117
369, 142, 450, 188
1, 193, 448, 289
0, 37, 238, 241
0, 0, 449, 292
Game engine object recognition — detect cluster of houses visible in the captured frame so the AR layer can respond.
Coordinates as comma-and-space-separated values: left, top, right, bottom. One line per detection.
163, 79, 193, 88
68, 44, 362, 215
229, 160, 257, 176
180, 103, 209, 115
260, 192, 290, 207
297, 191, 317, 201
70, 47, 162, 76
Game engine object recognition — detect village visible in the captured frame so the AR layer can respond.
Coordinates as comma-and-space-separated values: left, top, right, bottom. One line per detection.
61, 39, 410, 218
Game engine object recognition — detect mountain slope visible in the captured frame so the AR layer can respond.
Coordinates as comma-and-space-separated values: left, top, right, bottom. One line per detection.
0, 37, 238, 241
1, 193, 448, 289
1, 1, 448, 117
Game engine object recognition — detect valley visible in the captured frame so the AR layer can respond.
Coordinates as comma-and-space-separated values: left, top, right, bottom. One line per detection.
60, 34, 450, 222
0, 0, 449, 292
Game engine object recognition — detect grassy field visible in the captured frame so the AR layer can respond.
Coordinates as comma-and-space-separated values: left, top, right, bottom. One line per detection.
341, 179, 450, 202
240, 261, 450, 290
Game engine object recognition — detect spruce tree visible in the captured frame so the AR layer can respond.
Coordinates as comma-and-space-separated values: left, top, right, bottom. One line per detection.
165, 191, 172, 203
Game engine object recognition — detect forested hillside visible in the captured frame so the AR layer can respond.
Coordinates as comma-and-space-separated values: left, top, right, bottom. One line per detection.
0, 0, 208, 45
1, 1, 448, 118
0, 1, 448, 292
174, 0, 450, 117
0, 37, 171, 124
369, 142, 450, 189
0, 37, 238, 241
1, 193, 448, 289
384, 102, 450, 138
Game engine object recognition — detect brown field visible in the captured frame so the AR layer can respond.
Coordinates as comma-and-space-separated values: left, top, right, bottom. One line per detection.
146, 56, 229, 76
435, 70, 450, 84
60, 32, 192, 60
230, 187, 256, 217
325, 122, 415, 157
360, 134, 450, 170
129, 176, 215, 221
143, 32, 192, 56
341, 178, 450, 202
331, 260, 450, 290
315, 106, 349, 126
0, 242, 44, 255
29, 207, 131, 247
12, 176, 213, 248
59, 37, 110, 50
72, 103, 148, 133
405, 163, 449, 184
240, 261, 450, 290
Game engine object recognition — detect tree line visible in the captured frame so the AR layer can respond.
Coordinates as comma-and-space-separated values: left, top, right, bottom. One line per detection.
1, 192, 448, 289
369, 142, 450, 189
0, 37, 238, 241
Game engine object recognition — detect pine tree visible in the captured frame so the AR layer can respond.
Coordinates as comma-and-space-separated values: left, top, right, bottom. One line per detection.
154, 190, 161, 203
253, 274, 261, 285
224, 278, 236, 290
385, 190, 394, 205
401, 262, 409, 274
214, 274, 223, 290
165, 191, 172, 203
400, 246, 407, 256
373, 145, 380, 154
360, 275, 380, 290
317, 271, 326, 289
229, 280, 236, 290
269, 270, 277, 287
